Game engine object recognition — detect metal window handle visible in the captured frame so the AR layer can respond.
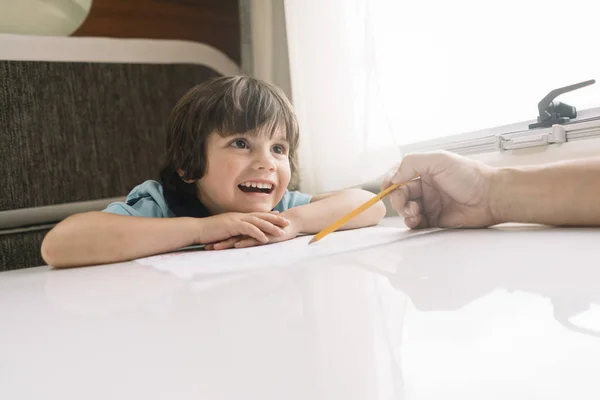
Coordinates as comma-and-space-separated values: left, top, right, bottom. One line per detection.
529, 79, 595, 129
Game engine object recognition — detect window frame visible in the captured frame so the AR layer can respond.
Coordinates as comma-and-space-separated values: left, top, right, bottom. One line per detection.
399, 107, 600, 159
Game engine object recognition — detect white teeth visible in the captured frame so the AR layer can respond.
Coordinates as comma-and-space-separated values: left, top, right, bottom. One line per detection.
241, 181, 273, 189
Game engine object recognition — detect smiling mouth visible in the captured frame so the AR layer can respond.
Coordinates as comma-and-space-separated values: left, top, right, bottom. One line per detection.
238, 184, 275, 194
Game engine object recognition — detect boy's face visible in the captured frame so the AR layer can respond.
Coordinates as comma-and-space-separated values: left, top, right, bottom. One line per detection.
194, 131, 292, 214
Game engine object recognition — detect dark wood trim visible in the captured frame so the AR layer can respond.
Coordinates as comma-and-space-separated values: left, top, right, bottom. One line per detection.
73, 0, 241, 64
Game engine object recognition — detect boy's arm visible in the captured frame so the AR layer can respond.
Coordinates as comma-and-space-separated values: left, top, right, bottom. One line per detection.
41, 211, 290, 268
41, 212, 202, 268
204, 189, 386, 250
286, 188, 386, 233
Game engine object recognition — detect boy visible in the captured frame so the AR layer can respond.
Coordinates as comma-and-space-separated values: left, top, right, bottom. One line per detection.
41, 76, 386, 268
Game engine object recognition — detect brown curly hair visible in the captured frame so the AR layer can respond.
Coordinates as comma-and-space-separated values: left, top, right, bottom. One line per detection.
159, 76, 300, 214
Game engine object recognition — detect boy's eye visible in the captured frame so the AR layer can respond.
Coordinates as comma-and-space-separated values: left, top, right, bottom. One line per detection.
231, 139, 249, 149
272, 144, 286, 155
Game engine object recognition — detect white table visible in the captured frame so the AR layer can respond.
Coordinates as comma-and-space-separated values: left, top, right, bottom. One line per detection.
2, 219, 600, 400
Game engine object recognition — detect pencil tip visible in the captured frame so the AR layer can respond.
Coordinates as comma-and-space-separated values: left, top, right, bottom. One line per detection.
308, 237, 317, 245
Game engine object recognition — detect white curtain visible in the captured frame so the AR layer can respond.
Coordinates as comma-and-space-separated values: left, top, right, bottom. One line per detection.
284, 0, 600, 194
285, 0, 402, 194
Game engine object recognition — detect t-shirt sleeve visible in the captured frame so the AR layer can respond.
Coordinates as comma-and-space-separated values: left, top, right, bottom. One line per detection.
273, 190, 313, 212
102, 181, 173, 218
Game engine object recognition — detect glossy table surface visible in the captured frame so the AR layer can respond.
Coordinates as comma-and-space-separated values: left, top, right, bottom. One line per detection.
2, 219, 600, 399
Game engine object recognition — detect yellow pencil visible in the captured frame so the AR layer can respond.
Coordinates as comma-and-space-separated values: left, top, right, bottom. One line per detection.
308, 176, 419, 244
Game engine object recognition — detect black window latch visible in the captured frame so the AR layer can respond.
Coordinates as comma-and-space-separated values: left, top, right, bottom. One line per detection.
529, 79, 595, 129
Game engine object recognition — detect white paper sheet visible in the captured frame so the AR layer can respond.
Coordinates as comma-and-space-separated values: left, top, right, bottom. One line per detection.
135, 226, 443, 279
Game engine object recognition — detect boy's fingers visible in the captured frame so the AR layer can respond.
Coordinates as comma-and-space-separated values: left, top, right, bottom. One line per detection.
265, 213, 290, 227
234, 238, 262, 249
240, 222, 269, 243
253, 213, 290, 227
212, 237, 240, 250
247, 217, 285, 237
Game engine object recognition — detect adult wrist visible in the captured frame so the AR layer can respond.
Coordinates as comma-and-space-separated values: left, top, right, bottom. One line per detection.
489, 165, 544, 225
488, 167, 509, 225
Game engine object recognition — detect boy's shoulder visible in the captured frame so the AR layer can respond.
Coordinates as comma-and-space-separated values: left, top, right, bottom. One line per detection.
103, 180, 175, 218
273, 189, 312, 212
125, 180, 164, 199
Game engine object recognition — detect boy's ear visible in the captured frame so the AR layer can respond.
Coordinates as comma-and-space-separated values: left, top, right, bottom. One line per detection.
177, 169, 196, 184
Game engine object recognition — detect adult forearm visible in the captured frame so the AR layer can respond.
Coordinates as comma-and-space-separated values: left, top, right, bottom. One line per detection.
490, 158, 600, 226
41, 212, 198, 268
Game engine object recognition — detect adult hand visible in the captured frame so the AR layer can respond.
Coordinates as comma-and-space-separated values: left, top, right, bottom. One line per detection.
381, 151, 498, 229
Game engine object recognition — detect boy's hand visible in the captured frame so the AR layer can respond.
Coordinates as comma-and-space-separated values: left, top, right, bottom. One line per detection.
197, 212, 290, 246
205, 212, 301, 250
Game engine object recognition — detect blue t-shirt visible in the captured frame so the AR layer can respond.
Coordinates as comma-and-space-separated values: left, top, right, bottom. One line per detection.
103, 180, 312, 217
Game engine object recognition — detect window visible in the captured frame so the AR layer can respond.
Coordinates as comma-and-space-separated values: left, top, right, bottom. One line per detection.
286, 0, 600, 193
373, 0, 600, 148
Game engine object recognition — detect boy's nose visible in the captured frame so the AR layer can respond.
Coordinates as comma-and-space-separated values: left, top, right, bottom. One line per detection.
253, 151, 276, 171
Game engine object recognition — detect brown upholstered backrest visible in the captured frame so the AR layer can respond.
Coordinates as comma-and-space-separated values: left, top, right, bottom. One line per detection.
0, 60, 222, 270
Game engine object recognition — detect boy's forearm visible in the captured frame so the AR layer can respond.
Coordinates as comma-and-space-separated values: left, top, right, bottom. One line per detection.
283, 189, 386, 233
490, 158, 600, 226
41, 212, 198, 268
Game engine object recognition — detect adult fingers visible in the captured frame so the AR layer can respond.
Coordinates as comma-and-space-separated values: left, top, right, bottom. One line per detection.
390, 151, 451, 185
389, 181, 422, 216
404, 214, 422, 229
403, 200, 421, 218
